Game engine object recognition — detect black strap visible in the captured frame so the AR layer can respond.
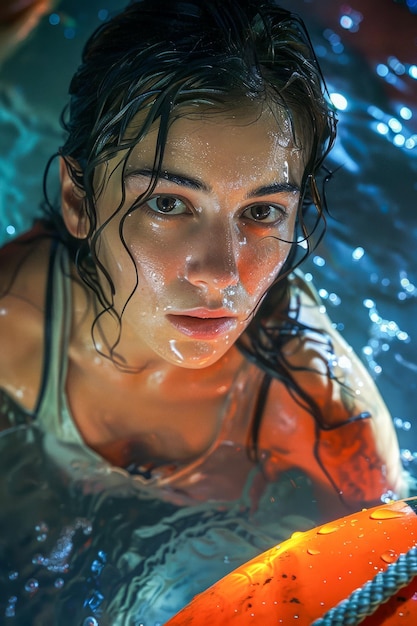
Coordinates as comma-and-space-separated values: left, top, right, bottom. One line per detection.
247, 372, 272, 462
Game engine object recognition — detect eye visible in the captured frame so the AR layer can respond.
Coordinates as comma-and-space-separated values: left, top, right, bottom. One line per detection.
242, 203, 286, 224
146, 195, 189, 215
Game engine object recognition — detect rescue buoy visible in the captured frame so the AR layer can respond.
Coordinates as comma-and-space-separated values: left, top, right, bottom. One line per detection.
165, 497, 417, 625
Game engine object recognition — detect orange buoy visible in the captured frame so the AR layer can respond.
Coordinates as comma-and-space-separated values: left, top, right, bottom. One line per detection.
166, 497, 417, 625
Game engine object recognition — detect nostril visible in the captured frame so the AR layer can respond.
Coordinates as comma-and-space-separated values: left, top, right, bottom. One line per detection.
183, 248, 239, 289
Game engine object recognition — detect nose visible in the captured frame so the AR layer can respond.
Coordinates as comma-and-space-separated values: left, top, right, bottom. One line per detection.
184, 220, 240, 291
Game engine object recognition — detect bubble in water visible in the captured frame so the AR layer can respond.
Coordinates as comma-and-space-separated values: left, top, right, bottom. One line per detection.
24, 578, 39, 594
54, 578, 65, 589
83, 618, 99, 626
85, 590, 104, 612
8, 571, 18, 581
32, 554, 45, 565
35, 521, 49, 542
35, 522, 49, 533
91, 560, 103, 575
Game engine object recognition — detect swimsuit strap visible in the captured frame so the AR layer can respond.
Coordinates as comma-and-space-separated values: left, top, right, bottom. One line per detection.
247, 372, 272, 461
33, 237, 59, 416
33, 240, 79, 442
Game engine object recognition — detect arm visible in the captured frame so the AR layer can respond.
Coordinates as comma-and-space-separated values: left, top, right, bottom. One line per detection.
0, 228, 49, 418
257, 273, 407, 520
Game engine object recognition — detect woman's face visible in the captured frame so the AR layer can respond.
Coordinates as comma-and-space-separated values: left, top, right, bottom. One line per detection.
92, 105, 305, 369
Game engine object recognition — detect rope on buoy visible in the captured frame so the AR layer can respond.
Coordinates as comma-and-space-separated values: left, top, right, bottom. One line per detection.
312, 545, 417, 626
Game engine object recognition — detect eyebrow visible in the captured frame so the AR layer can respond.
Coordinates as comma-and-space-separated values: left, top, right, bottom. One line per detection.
125, 167, 300, 197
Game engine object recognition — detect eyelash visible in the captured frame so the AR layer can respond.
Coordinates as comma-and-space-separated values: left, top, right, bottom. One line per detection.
142, 194, 288, 225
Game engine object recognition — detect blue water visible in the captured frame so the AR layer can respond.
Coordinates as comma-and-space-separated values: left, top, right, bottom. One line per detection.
0, 1, 416, 624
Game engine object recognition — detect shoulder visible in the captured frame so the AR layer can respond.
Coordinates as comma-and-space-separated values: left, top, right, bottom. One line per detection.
255, 272, 406, 511
0, 223, 53, 411
0, 224, 53, 327
263, 269, 374, 425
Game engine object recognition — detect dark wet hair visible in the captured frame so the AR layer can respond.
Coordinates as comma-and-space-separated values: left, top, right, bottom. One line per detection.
44, 0, 336, 304
43, 0, 342, 465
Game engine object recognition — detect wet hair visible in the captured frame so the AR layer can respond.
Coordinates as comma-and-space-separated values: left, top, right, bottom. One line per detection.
44, 0, 336, 302
43, 0, 340, 461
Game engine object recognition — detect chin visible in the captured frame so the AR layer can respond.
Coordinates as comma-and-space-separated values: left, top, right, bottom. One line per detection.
164, 339, 234, 369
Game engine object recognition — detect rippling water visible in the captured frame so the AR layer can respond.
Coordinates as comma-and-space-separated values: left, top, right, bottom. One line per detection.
0, 425, 318, 625
0, 1, 416, 624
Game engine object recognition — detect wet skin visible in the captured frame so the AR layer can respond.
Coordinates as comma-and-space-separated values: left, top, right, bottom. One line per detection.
67, 106, 304, 370
0, 104, 405, 513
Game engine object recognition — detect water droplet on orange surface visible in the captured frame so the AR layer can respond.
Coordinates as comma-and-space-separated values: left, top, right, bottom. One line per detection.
307, 548, 321, 555
317, 525, 339, 535
369, 508, 406, 520
291, 531, 304, 540
381, 549, 399, 564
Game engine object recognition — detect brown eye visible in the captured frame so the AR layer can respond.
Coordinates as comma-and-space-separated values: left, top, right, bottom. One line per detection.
147, 196, 188, 215
243, 203, 286, 224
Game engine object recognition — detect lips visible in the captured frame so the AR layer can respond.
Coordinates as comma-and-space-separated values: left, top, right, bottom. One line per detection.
166, 311, 238, 340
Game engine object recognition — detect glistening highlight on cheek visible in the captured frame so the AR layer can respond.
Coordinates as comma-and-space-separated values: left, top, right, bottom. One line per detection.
239, 226, 295, 293
91, 107, 305, 369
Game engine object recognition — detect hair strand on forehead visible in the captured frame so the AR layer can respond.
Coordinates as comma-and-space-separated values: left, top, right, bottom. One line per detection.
41, 0, 337, 370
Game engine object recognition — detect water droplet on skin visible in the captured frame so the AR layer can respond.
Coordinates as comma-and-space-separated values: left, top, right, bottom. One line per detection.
317, 525, 339, 535
370, 508, 406, 520
381, 549, 399, 564
307, 548, 321, 555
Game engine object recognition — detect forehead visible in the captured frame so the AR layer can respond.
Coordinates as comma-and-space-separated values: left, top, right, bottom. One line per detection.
125, 104, 306, 185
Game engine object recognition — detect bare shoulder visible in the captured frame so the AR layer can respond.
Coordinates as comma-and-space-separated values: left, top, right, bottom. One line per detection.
257, 270, 406, 513
264, 269, 395, 429
0, 224, 52, 411
0, 224, 52, 302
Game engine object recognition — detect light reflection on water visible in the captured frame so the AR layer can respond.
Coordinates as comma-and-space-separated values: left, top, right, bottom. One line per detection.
0, 0, 416, 623
0, 426, 317, 624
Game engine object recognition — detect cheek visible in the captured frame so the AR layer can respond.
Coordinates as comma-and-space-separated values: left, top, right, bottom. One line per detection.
238, 230, 295, 297
128, 237, 179, 294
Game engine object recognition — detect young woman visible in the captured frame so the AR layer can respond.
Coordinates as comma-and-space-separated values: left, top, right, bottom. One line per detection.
0, 0, 406, 526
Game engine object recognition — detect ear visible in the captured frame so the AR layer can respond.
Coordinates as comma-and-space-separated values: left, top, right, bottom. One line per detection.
60, 157, 89, 239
